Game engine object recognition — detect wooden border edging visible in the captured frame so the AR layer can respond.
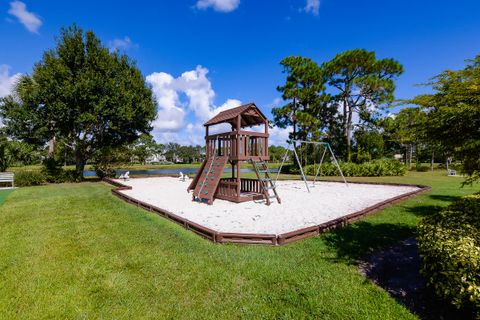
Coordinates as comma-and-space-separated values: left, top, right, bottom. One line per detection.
104, 177, 431, 246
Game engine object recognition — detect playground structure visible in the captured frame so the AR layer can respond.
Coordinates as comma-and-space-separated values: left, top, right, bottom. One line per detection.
275, 140, 348, 192
188, 103, 281, 205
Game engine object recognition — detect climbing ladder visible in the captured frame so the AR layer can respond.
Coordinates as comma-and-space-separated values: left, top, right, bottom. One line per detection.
250, 159, 281, 205
192, 154, 228, 205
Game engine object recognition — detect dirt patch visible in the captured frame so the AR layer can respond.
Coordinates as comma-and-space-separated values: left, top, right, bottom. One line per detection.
359, 237, 474, 320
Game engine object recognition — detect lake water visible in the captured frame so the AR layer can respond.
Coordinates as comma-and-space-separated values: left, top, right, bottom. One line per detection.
83, 167, 255, 177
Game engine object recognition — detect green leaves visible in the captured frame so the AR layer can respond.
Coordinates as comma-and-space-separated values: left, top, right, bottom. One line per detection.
410, 54, 480, 183
273, 56, 332, 141
274, 50, 404, 161
0, 24, 157, 179
417, 193, 480, 315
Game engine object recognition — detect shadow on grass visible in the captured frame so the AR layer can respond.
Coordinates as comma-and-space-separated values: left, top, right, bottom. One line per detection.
405, 194, 461, 218
428, 194, 462, 203
406, 205, 442, 218
323, 221, 414, 263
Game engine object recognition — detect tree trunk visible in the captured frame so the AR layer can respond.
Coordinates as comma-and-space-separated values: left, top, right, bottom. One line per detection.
341, 94, 354, 162
48, 136, 56, 158
430, 151, 434, 172
408, 144, 413, 169
342, 97, 350, 162
75, 148, 85, 181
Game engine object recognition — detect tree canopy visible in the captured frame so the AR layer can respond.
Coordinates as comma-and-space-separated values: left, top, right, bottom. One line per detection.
322, 49, 404, 160
0, 25, 156, 179
272, 56, 334, 142
410, 55, 480, 183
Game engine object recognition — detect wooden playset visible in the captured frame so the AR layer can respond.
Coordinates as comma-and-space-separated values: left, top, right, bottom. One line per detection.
188, 103, 281, 205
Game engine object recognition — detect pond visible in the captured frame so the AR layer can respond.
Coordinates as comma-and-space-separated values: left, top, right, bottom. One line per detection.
83, 167, 255, 177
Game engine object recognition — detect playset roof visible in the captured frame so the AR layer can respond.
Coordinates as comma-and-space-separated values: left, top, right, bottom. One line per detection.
204, 103, 267, 127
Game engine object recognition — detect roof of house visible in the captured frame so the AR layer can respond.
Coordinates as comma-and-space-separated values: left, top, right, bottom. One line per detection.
204, 103, 267, 127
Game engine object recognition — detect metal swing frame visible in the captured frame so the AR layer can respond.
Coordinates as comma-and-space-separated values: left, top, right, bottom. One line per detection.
275, 140, 348, 192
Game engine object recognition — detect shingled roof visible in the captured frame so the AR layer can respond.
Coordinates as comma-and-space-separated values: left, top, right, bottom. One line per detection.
204, 103, 267, 127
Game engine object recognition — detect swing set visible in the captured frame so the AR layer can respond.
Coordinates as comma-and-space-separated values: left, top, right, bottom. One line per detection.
275, 140, 348, 192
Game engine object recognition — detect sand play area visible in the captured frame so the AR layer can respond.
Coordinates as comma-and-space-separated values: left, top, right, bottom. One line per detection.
114, 177, 420, 235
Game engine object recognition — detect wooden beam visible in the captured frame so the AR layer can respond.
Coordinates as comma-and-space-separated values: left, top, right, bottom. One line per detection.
265, 120, 269, 157
205, 126, 209, 156
236, 114, 241, 199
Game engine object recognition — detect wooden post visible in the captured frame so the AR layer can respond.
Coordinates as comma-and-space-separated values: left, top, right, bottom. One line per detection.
205, 126, 209, 157
236, 115, 241, 199
265, 120, 269, 159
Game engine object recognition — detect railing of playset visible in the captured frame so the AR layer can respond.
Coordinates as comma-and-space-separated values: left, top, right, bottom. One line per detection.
205, 131, 268, 160
216, 178, 263, 199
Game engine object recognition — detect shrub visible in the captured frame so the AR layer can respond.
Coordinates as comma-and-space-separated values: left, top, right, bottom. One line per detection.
60, 169, 80, 182
291, 159, 406, 177
92, 146, 130, 179
42, 158, 79, 183
14, 170, 46, 187
93, 164, 116, 179
415, 164, 430, 172
417, 193, 480, 316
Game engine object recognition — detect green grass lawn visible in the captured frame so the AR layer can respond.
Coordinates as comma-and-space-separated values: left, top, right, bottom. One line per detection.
0, 189, 15, 206
0, 172, 478, 319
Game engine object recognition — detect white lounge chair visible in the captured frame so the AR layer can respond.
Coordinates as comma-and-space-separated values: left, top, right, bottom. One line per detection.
119, 171, 130, 181
447, 169, 457, 176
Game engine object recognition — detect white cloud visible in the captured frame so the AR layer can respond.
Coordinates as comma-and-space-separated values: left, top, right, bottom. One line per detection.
0, 65, 21, 98
146, 66, 290, 147
210, 98, 241, 118
146, 72, 186, 132
8, 1, 42, 33
195, 0, 240, 12
108, 36, 138, 51
305, 0, 320, 15
269, 126, 292, 147
176, 66, 216, 122
146, 66, 243, 144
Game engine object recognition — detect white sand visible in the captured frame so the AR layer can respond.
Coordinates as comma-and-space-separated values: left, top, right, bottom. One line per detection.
114, 177, 419, 235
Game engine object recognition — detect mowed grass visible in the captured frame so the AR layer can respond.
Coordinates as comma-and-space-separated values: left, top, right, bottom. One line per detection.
0, 189, 15, 206
0, 172, 478, 319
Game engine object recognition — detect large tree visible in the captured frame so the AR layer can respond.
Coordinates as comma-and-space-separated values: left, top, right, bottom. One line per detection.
0, 25, 156, 179
273, 56, 334, 142
322, 49, 403, 161
410, 55, 480, 183
390, 107, 427, 168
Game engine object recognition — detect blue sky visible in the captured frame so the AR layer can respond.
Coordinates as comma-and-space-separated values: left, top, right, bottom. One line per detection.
1, 0, 480, 145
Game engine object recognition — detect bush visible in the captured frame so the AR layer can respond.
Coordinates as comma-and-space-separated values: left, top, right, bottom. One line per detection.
417, 193, 480, 316
92, 146, 130, 179
14, 170, 46, 187
283, 159, 406, 177
93, 164, 116, 179
42, 158, 79, 183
